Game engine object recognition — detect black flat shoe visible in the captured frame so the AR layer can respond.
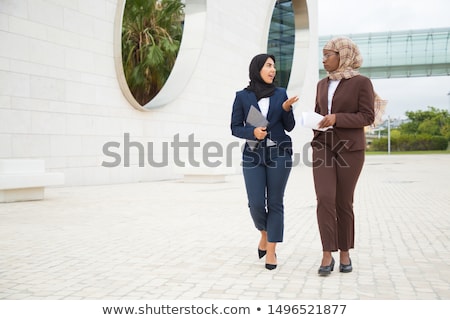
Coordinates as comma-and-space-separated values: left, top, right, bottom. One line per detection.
339, 258, 352, 273
318, 257, 335, 276
258, 248, 267, 259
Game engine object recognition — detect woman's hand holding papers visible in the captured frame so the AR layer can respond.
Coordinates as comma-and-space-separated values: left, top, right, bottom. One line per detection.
253, 126, 267, 140
318, 114, 336, 128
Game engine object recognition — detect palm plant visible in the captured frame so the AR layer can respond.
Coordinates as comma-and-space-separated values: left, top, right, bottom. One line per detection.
122, 0, 185, 106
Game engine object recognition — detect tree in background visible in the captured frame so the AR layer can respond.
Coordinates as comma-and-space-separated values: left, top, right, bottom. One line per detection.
371, 106, 449, 151
122, 0, 184, 106
400, 107, 450, 140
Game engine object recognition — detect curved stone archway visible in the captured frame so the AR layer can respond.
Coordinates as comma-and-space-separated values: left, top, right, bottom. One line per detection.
288, 0, 311, 94
113, 0, 207, 110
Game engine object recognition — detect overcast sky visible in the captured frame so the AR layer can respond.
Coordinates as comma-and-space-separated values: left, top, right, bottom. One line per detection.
317, 0, 450, 119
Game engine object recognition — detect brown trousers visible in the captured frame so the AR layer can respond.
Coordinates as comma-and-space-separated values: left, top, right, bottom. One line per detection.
312, 131, 365, 252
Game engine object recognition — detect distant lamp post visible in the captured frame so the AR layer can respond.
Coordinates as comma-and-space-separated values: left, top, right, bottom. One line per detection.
448, 91, 450, 110
387, 115, 391, 155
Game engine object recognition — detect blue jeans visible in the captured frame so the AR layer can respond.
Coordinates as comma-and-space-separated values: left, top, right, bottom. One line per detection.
242, 154, 292, 243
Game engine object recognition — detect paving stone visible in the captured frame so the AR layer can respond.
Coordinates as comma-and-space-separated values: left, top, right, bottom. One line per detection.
0, 154, 449, 300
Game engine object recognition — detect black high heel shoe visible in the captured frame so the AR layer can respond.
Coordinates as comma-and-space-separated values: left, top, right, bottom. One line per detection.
265, 263, 277, 270
339, 258, 352, 273
318, 257, 335, 276
265, 253, 277, 270
258, 248, 267, 259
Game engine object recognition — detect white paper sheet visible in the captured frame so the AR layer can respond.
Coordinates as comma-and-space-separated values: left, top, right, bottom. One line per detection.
301, 112, 333, 131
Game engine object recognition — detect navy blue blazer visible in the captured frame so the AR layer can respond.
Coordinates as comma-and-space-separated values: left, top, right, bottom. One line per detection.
231, 87, 295, 164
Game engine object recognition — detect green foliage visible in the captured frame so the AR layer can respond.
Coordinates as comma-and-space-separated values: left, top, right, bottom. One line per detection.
441, 122, 450, 140
371, 134, 448, 151
399, 106, 450, 137
122, 0, 185, 106
390, 129, 401, 138
371, 106, 449, 151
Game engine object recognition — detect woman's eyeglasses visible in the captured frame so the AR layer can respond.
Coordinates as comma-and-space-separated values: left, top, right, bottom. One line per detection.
323, 53, 339, 60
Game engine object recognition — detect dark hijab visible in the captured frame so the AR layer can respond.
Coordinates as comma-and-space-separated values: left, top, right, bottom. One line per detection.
246, 53, 276, 100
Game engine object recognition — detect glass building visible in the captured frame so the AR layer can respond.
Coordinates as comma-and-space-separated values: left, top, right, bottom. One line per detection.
268, 0, 295, 88
319, 28, 450, 79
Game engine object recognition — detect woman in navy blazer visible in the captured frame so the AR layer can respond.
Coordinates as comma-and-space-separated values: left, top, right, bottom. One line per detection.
231, 54, 298, 270
312, 37, 375, 276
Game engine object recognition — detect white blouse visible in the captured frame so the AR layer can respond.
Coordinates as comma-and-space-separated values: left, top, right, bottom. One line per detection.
327, 80, 340, 114
258, 97, 270, 118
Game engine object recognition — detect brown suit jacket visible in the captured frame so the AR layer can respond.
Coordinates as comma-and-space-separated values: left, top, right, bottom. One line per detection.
314, 75, 375, 151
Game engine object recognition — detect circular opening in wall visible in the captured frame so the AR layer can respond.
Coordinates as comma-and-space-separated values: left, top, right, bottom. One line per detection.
267, 0, 309, 92
114, 0, 206, 111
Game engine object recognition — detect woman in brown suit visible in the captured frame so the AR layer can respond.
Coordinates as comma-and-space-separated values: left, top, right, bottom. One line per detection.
312, 37, 375, 276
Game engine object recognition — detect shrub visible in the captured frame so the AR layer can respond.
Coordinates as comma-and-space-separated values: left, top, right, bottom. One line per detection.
370, 134, 448, 151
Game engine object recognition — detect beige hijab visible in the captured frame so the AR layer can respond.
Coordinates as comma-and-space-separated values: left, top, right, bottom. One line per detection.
324, 36, 385, 126
324, 36, 362, 80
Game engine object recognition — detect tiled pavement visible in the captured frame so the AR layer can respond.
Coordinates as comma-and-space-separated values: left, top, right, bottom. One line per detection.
0, 154, 449, 300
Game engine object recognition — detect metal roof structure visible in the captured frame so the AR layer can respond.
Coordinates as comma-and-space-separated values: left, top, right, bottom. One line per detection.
319, 28, 450, 79
266, 1, 450, 83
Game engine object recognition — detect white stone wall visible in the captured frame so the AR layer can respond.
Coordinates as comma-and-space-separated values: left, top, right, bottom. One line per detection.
0, 0, 318, 186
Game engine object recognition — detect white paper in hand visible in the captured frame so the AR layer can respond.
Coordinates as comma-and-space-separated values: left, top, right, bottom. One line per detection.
301, 112, 333, 131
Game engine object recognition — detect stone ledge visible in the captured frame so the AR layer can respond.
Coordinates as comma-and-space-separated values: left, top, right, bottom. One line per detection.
0, 159, 65, 202
178, 166, 234, 184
